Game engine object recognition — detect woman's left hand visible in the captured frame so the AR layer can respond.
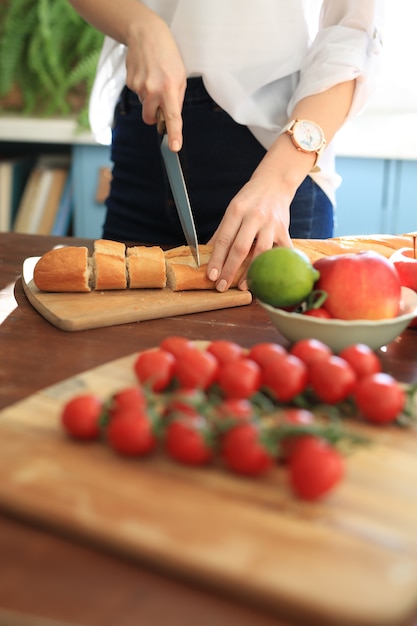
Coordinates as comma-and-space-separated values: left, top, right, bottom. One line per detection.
206, 171, 294, 292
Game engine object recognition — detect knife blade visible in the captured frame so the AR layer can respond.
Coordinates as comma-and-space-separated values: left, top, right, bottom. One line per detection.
157, 110, 200, 267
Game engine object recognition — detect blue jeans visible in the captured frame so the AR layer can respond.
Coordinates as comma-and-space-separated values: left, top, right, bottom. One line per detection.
104, 79, 334, 244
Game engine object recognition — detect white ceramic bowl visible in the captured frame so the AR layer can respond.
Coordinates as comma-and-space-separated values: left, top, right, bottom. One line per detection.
258, 286, 417, 352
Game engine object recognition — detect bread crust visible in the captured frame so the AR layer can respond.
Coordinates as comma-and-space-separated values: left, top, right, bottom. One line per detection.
165, 244, 252, 291
93, 239, 127, 291
294, 234, 416, 263
127, 245, 167, 288
33, 246, 92, 292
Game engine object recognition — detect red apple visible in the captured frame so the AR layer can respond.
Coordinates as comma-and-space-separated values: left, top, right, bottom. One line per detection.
313, 251, 402, 320
390, 247, 417, 328
390, 247, 417, 290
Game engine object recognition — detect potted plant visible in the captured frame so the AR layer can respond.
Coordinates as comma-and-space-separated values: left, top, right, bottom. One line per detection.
0, 0, 104, 130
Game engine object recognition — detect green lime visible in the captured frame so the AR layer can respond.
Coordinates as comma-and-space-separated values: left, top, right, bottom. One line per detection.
247, 247, 320, 307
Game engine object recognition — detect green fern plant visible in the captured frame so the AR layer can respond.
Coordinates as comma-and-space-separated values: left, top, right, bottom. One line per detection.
0, 0, 104, 130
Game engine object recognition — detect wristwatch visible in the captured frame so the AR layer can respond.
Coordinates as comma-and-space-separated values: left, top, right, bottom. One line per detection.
280, 119, 326, 168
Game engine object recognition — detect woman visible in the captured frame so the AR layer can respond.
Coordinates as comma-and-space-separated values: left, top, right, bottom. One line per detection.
68, 0, 384, 291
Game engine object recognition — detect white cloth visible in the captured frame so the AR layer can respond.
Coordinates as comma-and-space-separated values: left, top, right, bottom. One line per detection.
89, 0, 385, 204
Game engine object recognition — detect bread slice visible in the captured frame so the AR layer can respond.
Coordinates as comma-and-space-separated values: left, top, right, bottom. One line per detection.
33, 246, 92, 292
165, 244, 252, 291
93, 239, 127, 291
127, 245, 166, 288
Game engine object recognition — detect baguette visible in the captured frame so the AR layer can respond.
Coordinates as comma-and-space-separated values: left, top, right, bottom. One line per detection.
165, 244, 252, 291
127, 245, 166, 288
293, 234, 416, 263
93, 239, 127, 291
33, 246, 92, 292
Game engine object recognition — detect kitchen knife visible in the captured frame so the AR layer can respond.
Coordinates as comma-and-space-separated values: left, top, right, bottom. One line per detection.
157, 109, 200, 267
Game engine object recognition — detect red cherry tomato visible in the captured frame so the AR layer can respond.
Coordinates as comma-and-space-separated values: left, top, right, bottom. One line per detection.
278, 407, 315, 461
309, 355, 357, 404
134, 348, 176, 392
165, 416, 214, 465
262, 353, 309, 402
109, 386, 148, 419
247, 342, 287, 367
163, 388, 206, 419
303, 308, 332, 319
354, 372, 406, 424
290, 338, 332, 368
214, 398, 255, 421
61, 394, 103, 440
338, 344, 381, 379
217, 358, 262, 399
206, 340, 244, 364
159, 335, 194, 358
289, 436, 344, 500
107, 409, 157, 456
174, 347, 219, 390
221, 423, 275, 476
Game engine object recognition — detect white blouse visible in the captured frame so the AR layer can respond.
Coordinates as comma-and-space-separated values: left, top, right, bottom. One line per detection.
89, 0, 384, 204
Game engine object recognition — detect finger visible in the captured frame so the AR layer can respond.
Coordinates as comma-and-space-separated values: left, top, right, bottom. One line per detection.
206, 216, 241, 284
213, 226, 260, 293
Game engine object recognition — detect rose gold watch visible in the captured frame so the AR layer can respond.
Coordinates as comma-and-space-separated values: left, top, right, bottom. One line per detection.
280, 119, 326, 167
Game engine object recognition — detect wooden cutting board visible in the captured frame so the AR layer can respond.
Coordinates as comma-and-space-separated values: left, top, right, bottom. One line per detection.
22, 257, 252, 331
1, 351, 417, 626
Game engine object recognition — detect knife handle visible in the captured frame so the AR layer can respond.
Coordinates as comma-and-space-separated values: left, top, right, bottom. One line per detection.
156, 108, 166, 135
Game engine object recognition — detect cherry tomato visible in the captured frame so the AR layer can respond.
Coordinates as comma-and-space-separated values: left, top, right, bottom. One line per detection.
262, 353, 308, 402
290, 338, 332, 368
221, 423, 275, 476
309, 355, 357, 404
134, 348, 176, 392
165, 415, 214, 465
289, 436, 344, 500
217, 358, 262, 399
303, 308, 332, 319
247, 342, 287, 368
174, 347, 219, 390
354, 372, 406, 424
338, 344, 381, 379
109, 386, 148, 419
280, 407, 315, 426
107, 409, 157, 456
163, 388, 206, 419
278, 408, 315, 461
61, 393, 103, 440
159, 335, 194, 358
206, 340, 244, 364
214, 398, 254, 421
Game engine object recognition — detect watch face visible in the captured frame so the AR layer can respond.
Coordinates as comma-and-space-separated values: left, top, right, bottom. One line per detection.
293, 120, 324, 152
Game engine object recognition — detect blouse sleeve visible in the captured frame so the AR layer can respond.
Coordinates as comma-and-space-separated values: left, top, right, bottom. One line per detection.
287, 0, 385, 119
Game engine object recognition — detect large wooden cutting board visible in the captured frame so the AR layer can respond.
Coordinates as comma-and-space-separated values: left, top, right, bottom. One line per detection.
1, 352, 417, 626
22, 257, 252, 331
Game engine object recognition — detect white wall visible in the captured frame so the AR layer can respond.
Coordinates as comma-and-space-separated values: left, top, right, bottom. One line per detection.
367, 0, 417, 115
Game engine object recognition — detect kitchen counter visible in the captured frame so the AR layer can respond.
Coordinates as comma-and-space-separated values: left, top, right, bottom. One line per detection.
1, 232, 417, 626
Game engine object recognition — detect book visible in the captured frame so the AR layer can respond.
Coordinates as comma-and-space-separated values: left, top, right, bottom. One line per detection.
51, 169, 74, 236
13, 154, 70, 235
0, 156, 35, 232
37, 167, 69, 235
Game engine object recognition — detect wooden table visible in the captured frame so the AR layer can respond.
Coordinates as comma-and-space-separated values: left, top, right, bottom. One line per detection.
1, 232, 417, 626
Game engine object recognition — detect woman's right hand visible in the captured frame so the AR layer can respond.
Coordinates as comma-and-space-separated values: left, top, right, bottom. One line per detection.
125, 8, 187, 152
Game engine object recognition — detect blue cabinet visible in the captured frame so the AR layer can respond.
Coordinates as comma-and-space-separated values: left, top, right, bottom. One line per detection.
72, 144, 111, 239
335, 157, 416, 236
